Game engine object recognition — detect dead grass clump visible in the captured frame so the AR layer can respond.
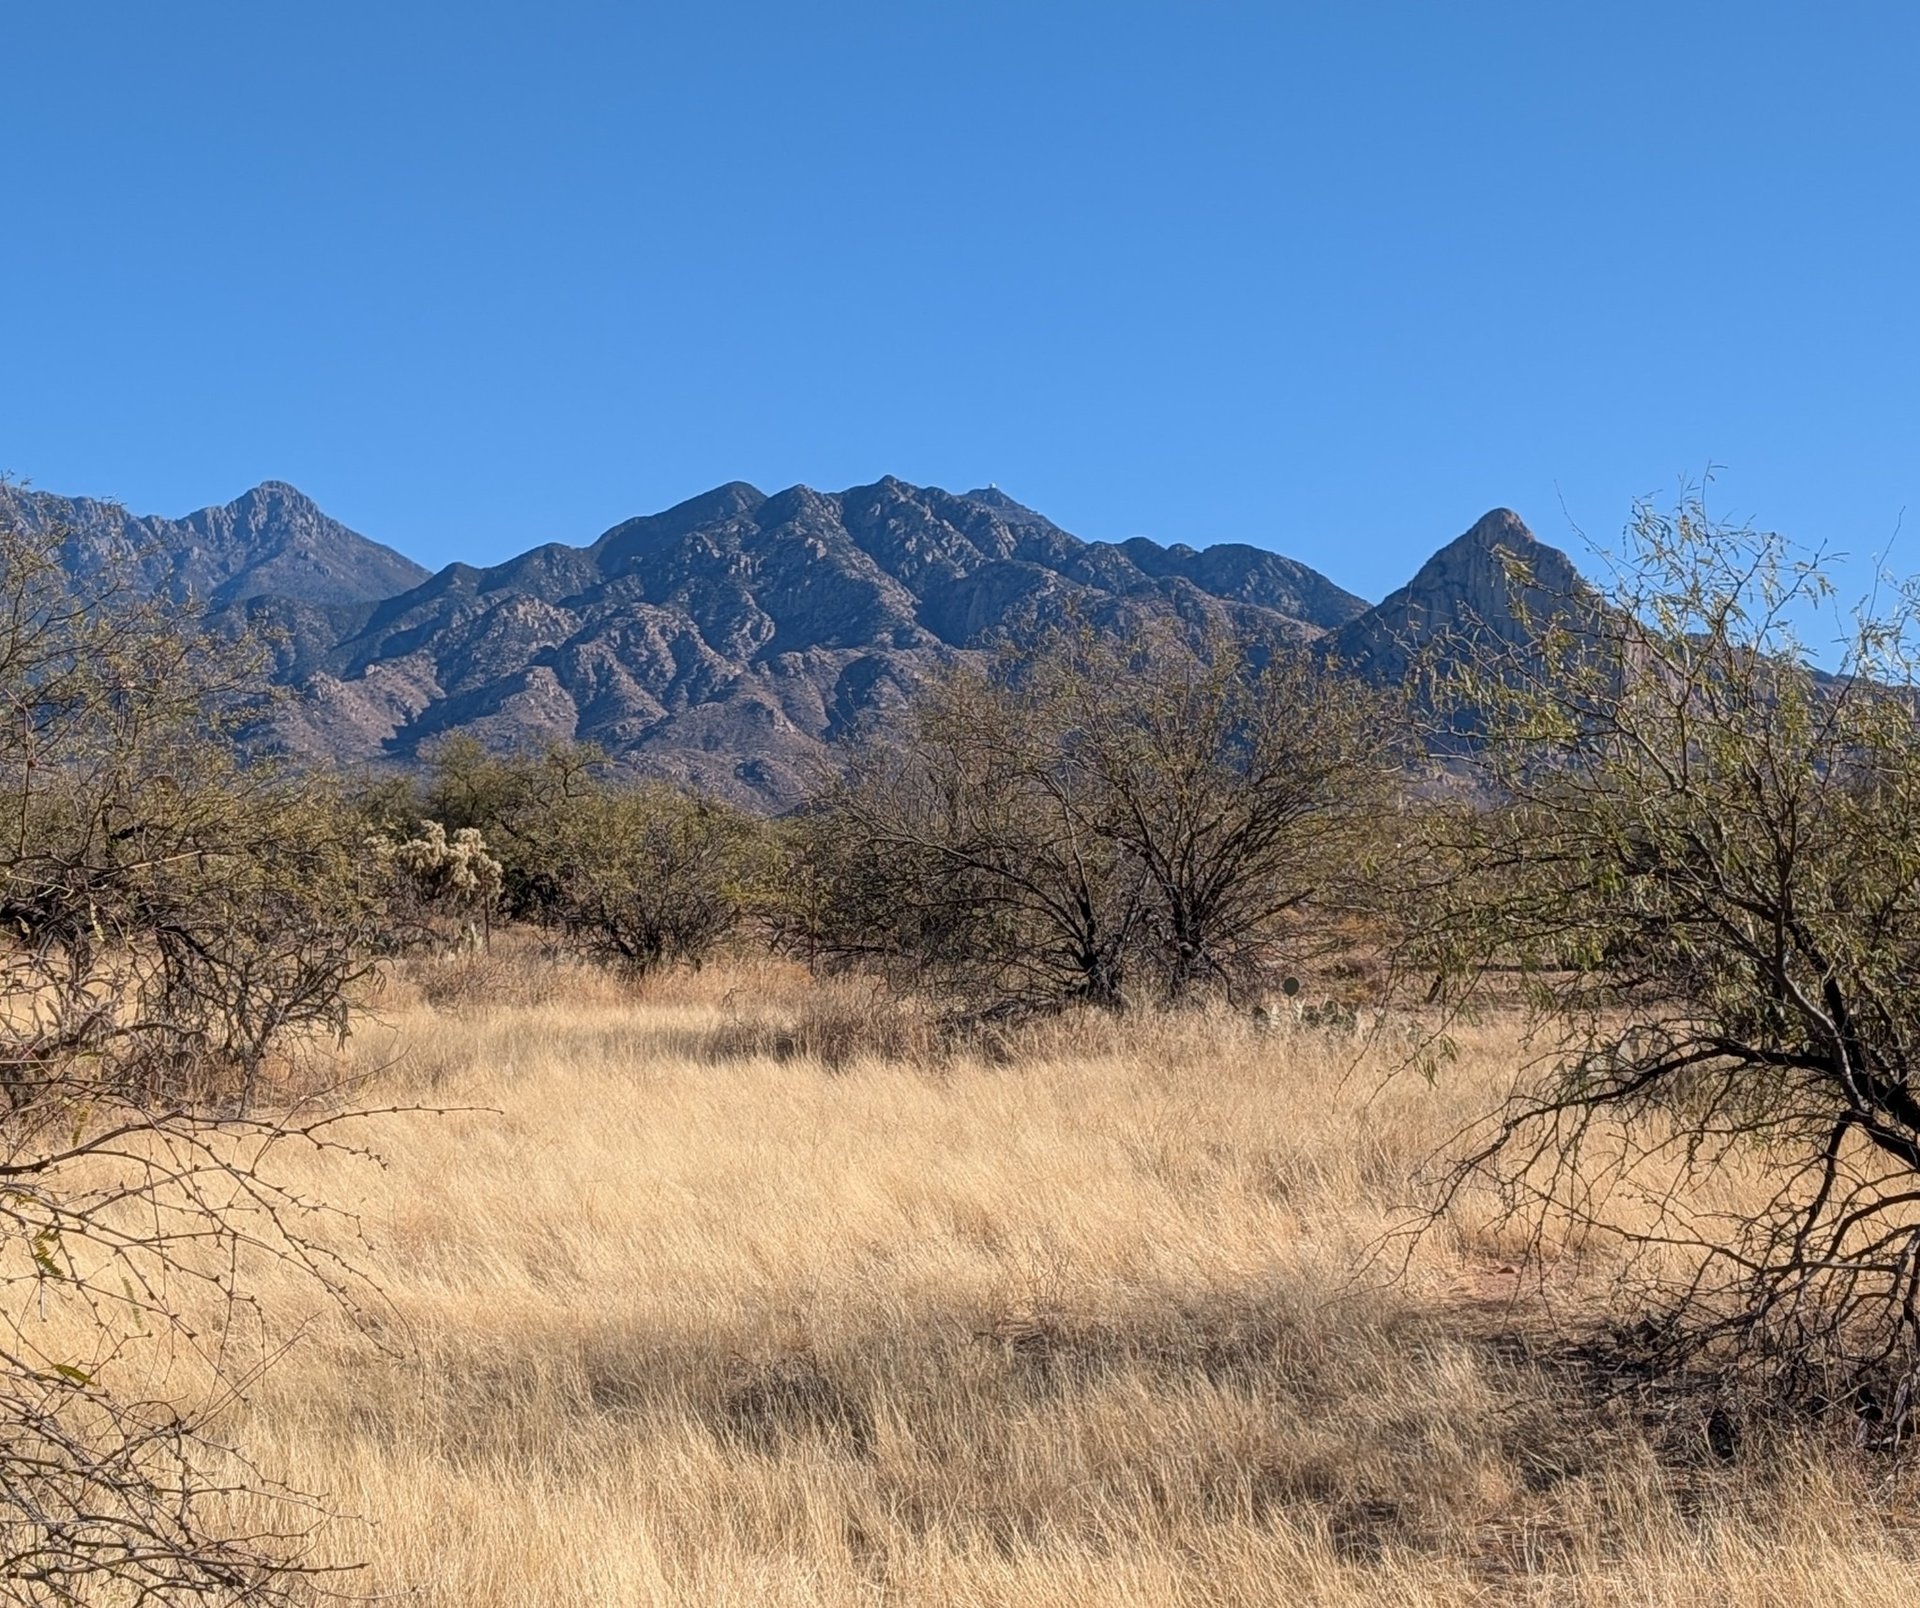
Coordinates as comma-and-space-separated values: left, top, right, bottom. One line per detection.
395, 931, 644, 1013
704, 976, 942, 1070
407, 951, 539, 1009
719, 1351, 877, 1457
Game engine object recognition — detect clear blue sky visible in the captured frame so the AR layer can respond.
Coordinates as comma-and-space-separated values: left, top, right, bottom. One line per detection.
3, 2, 1915, 601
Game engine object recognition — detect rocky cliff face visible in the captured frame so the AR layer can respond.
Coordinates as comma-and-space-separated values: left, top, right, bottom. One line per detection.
2, 480, 430, 607
8, 471, 1590, 809
1326, 507, 1590, 686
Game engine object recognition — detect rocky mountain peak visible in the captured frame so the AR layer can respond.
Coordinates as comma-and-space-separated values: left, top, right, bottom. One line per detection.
1389, 508, 1581, 603
6, 479, 430, 608
1457, 506, 1535, 548
16, 468, 1592, 810
960, 485, 1036, 513
248, 479, 313, 503
1324, 510, 1586, 685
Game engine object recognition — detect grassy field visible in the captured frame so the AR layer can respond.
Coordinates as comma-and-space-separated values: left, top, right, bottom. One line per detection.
67, 954, 1920, 1605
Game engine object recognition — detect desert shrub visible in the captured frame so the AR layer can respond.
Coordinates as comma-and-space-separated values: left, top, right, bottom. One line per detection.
414, 733, 599, 917
526, 783, 770, 975
789, 622, 1399, 1016
398, 738, 773, 976
0, 557, 383, 1111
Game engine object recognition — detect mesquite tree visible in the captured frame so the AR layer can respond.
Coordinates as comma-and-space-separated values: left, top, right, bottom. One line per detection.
796, 623, 1397, 1015
1408, 495, 1920, 1426
532, 782, 766, 975
801, 654, 1142, 1011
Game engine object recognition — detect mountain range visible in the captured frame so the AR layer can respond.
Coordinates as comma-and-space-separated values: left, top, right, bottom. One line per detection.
4, 478, 430, 607
0, 476, 1578, 808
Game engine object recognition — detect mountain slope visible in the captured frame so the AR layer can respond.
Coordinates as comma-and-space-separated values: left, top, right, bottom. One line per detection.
1, 480, 430, 607
1326, 507, 1589, 685
260, 476, 1373, 806
6, 471, 1595, 810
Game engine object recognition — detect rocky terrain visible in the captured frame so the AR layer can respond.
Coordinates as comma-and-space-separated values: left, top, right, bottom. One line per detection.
1326, 506, 1587, 685
9, 474, 1572, 808
2, 479, 428, 608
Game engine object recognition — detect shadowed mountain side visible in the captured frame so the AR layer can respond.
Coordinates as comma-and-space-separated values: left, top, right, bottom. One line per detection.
1326, 507, 1591, 687
4, 480, 430, 607
13, 470, 1591, 810
258, 477, 1378, 807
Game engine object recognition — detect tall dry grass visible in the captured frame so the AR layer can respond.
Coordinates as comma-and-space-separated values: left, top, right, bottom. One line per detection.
27, 955, 1920, 1604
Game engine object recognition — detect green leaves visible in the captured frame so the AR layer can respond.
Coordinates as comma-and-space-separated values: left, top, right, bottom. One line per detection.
30, 1231, 65, 1281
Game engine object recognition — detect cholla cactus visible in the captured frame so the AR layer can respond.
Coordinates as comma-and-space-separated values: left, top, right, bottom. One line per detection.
367, 820, 504, 919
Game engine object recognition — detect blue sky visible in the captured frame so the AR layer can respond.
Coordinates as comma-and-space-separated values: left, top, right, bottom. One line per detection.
3, 3, 1915, 602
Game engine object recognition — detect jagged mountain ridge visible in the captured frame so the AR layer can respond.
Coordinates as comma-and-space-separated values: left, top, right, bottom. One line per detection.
248, 475, 1384, 805
6, 472, 1583, 808
1, 480, 430, 607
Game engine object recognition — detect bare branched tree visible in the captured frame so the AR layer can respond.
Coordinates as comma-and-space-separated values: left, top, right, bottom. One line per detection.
0, 497, 388, 1600
797, 652, 1142, 1011
794, 622, 1398, 1015
1060, 627, 1397, 1001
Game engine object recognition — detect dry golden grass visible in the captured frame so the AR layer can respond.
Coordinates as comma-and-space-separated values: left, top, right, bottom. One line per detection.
35, 955, 1920, 1604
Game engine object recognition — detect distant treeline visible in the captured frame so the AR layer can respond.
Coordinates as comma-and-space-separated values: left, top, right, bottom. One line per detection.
357, 613, 1403, 1021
